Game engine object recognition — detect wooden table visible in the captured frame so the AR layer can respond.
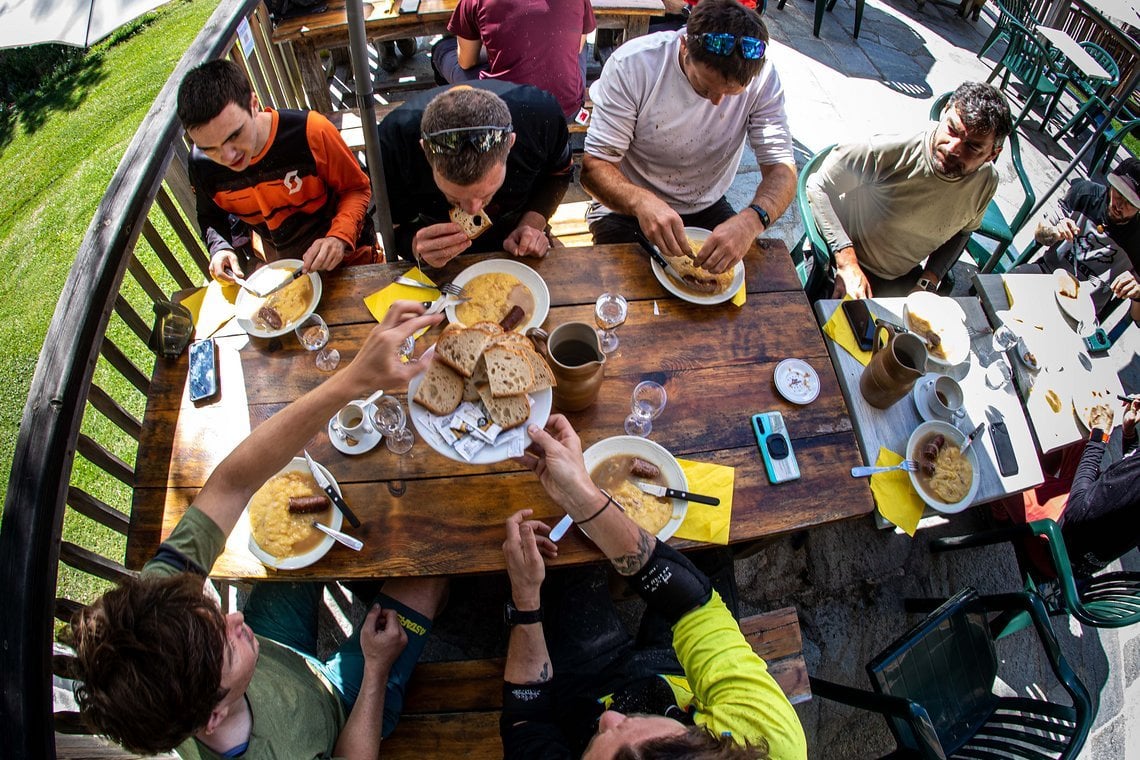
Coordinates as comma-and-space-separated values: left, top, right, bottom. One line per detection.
1037, 26, 1113, 81
973, 273, 1125, 454
273, 0, 666, 113
126, 242, 874, 580
814, 298, 1044, 523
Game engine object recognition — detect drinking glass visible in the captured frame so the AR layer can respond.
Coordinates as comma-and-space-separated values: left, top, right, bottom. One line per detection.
624, 380, 667, 437
397, 335, 416, 363
595, 292, 628, 354
296, 314, 340, 371
372, 395, 414, 454
992, 324, 1018, 352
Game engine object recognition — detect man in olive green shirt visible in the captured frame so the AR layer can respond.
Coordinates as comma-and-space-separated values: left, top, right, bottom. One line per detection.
806, 82, 1011, 298
68, 302, 447, 759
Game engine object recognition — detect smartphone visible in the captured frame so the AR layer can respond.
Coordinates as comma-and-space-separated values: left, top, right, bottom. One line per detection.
752, 412, 800, 484
188, 339, 219, 402
841, 299, 875, 352
1083, 328, 1111, 354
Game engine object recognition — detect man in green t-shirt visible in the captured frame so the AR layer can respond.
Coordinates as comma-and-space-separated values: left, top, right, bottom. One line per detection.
67, 302, 447, 759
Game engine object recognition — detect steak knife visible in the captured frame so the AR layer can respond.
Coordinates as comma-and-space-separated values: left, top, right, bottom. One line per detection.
303, 450, 361, 528
635, 481, 720, 506
632, 231, 685, 283
985, 407, 1018, 477
259, 266, 305, 298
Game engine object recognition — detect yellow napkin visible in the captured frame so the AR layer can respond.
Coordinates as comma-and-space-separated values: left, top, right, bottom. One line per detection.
1002, 275, 1015, 308
732, 282, 746, 307
672, 458, 734, 544
363, 267, 437, 339
870, 447, 924, 536
821, 296, 872, 366
181, 281, 240, 340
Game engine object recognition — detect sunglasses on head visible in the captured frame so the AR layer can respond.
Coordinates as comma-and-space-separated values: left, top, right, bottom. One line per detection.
695, 32, 766, 60
421, 125, 513, 156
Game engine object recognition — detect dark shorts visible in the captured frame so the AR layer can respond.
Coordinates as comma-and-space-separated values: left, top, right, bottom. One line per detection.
586, 197, 737, 245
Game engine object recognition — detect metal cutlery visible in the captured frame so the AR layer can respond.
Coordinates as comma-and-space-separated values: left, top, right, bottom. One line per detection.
631, 230, 686, 283
258, 266, 305, 299
227, 270, 267, 298
851, 460, 919, 477
312, 521, 363, 551
394, 276, 468, 298
303, 450, 362, 528
959, 422, 985, 454
635, 480, 720, 506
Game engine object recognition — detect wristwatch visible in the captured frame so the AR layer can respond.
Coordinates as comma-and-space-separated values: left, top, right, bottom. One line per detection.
916, 276, 937, 292
748, 204, 770, 229
504, 600, 543, 627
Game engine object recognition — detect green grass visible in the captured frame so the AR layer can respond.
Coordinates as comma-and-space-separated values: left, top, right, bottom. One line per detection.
0, 0, 219, 604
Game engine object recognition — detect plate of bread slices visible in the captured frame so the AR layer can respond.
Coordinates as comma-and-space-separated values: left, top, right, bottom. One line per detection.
409, 321, 554, 464
650, 227, 744, 305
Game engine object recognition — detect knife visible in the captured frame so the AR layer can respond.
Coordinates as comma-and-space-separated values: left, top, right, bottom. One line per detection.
303, 450, 361, 528
632, 230, 686, 283
959, 422, 985, 454
395, 276, 441, 293
635, 480, 720, 506
985, 406, 1018, 476
259, 267, 305, 299
549, 514, 574, 543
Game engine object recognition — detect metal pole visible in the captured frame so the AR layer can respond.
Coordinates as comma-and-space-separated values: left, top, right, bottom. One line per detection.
345, 0, 397, 260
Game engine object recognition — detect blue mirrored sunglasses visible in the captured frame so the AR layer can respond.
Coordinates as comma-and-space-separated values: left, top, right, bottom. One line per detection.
421, 125, 513, 156
696, 32, 766, 60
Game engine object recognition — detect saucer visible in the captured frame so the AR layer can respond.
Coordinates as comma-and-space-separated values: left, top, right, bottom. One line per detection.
327, 404, 382, 455
912, 373, 955, 423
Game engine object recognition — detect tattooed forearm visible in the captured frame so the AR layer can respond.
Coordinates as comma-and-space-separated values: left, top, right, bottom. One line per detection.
611, 529, 653, 576
526, 662, 552, 684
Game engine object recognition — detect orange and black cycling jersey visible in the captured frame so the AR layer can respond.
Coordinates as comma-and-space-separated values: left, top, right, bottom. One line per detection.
189, 108, 373, 263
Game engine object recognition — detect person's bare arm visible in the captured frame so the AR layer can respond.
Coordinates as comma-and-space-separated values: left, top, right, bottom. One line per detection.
696, 160, 797, 273
581, 155, 688, 259
457, 36, 485, 69
332, 606, 407, 760
502, 510, 557, 684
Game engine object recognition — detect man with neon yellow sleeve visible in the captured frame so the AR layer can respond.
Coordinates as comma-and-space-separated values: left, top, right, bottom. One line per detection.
502, 414, 807, 759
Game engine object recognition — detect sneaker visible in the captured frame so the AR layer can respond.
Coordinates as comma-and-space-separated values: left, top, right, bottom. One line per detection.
396, 37, 417, 58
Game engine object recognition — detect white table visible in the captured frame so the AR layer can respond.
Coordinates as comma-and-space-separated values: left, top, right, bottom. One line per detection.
1037, 26, 1114, 81
814, 298, 1044, 526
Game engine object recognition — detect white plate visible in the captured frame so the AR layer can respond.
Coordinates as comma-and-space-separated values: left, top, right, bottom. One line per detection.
235, 259, 323, 338
246, 456, 344, 570
1072, 384, 1115, 431
445, 258, 550, 333
905, 421, 980, 514
649, 226, 745, 306
1053, 268, 1096, 331
903, 291, 969, 367
582, 436, 688, 542
407, 373, 553, 465
773, 358, 820, 404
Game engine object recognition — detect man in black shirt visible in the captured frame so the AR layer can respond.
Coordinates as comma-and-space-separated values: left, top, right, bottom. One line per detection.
378, 81, 572, 266
1015, 158, 1140, 320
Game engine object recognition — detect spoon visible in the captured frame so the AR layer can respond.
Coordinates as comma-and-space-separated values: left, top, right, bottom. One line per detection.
313, 522, 363, 551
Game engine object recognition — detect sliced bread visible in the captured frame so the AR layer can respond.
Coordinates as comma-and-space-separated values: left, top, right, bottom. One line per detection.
477, 383, 531, 430
413, 359, 464, 416
436, 325, 493, 378
484, 343, 535, 398
462, 357, 487, 403
522, 349, 556, 391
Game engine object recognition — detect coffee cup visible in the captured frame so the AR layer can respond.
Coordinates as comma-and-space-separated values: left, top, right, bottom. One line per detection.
921, 375, 966, 421
334, 400, 375, 444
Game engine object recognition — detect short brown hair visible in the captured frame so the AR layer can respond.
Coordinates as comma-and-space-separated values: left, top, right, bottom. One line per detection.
615, 724, 770, 759
177, 59, 253, 131
420, 85, 513, 185
685, 0, 768, 86
68, 574, 228, 754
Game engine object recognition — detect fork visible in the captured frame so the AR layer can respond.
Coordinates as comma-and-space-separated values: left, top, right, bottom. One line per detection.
438, 281, 468, 298
851, 460, 920, 478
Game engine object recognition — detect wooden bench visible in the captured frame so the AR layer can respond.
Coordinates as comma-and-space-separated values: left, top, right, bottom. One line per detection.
381, 606, 810, 758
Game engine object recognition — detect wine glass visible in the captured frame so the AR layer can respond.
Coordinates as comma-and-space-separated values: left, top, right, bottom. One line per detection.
595, 293, 628, 354
372, 395, 414, 454
624, 380, 667, 437
295, 313, 340, 371
397, 335, 416, 363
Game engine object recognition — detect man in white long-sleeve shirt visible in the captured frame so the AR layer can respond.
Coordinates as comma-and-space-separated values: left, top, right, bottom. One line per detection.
581, 0, 796, 275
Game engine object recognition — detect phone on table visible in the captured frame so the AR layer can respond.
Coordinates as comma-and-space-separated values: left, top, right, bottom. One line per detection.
1083, 328, 1111, 354
841, 299, 875, 352
188, 338, 219, 402
752, 412, 800, 484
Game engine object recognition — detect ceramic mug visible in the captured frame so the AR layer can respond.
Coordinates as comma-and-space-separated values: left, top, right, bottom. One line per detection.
922, 375, 966, 421
334, 400, 375, 444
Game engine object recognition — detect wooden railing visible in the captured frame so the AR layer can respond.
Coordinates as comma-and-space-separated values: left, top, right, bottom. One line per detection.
0, 1, 307, 756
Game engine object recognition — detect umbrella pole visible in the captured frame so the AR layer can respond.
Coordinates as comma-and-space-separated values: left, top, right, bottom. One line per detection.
346, 0, 396, 261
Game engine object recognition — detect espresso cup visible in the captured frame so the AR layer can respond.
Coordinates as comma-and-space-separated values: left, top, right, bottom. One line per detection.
335, 400, 375, 443
923, 375, 966, 421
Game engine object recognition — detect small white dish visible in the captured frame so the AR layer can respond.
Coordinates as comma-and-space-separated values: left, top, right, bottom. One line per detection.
234, 259, 322, 339
327, 404, 382, 455
445, 258, 550, 333
649, 226, 746, 306
582, 435, 688, 542
902, 291, 969, 367
246, 456, 343, 570
1053, 268, 1096, 329
905, 421, 980, 515
911, 374, 938, 422
773, 358, 820, 404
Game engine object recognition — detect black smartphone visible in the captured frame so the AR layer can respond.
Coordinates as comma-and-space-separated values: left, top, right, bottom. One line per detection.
188, 339, 219, 402
841, 299, 875, 351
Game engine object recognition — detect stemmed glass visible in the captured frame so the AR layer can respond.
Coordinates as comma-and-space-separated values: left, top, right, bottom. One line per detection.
595, 293, 628, 354
372, 395, 414, 454
397, 335, 416, 363
295, 313, 340, 371
624, 380, 667, 437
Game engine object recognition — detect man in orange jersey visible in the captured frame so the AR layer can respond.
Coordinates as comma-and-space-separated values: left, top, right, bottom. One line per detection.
178, 60, 376, 282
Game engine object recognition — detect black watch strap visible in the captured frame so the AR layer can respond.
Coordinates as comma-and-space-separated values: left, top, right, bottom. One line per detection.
504, 601, 543, 626
748, 204, 770, 229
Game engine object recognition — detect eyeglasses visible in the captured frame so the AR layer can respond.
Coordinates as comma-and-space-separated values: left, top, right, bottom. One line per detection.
695, 32, 766, 60
421, 125, 513, 156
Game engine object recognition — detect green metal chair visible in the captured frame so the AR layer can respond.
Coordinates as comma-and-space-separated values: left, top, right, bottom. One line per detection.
1090, 118, 1140, 175
986, 18, 1063, 130
789, 144, 836, 300
1042, 41, 1121, 138
927, 518, 1140, 630
929, 93, 1036, 273
812, 587, 1094, 760
776, 0, 865, 39
977, 0, 1038, 61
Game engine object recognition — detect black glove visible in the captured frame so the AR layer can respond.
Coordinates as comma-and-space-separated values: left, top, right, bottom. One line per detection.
627, 541, 712, 625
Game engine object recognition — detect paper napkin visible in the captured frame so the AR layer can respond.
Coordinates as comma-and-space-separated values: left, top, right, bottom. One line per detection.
672, 458, 734, 544
821, 296, 872, 366
870, 447, 924, 536
732, 282, 746, 307
182, 280, 240, 341
363, 267, 437, 338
